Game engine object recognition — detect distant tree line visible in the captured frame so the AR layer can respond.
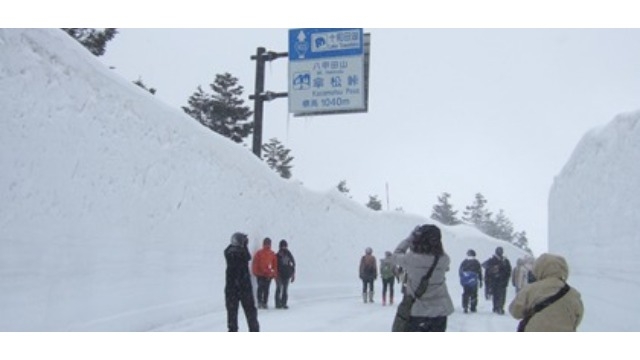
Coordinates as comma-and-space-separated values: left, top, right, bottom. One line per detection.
335, 181, 531, 254
431, 192, 532, 253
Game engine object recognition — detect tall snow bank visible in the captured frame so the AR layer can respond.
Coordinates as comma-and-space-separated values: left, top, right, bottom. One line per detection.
549, 110, 640, 330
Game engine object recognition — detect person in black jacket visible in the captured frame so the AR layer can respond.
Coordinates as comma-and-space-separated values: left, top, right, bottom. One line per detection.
458, 249, 483, 313
224, 232, 260, 332
482, 246, 512, 315
274, 239, 296, 309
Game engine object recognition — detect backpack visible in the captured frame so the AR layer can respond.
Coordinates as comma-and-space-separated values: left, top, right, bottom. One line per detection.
460, 270, 479, 287
380, 261, 395, 279
278, 251, 294, 278
362, 256, 376, 277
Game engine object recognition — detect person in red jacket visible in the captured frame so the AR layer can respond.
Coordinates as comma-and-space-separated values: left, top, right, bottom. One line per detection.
252, 237, 278, 309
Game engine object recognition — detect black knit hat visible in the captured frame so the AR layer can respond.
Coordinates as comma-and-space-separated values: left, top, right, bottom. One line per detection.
467, 249, 476, 257
279, 239, 288, 248
410, 224, 442, 254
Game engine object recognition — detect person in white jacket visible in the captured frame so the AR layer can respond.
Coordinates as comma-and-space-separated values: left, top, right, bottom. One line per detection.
390, 224, 454, 332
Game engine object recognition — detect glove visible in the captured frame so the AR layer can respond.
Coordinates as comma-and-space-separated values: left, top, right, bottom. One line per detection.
291, 275, 295, 283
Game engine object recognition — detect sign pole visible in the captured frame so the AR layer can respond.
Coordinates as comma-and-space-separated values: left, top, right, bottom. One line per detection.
250, 48, 288, 159
251, 47, 266, 158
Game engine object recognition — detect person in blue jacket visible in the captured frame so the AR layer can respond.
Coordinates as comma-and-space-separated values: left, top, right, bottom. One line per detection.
458, 249, 483, 313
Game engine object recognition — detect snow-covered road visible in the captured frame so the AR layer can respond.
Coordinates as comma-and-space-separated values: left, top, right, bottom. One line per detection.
151, 283, 520, 332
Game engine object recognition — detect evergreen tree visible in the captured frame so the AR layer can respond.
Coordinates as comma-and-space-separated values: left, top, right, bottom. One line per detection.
462, 193, 492, 229
366, 195, 382, 211
491, 209, 515, 241
261, 138, 294, 179
513, 231, 532, 253
133, 78, 156, 95
182, 72, 253, 144
430, 192, 462, 225
337, 180, 350, 194
336, 180, 353, 199
62, 28, 117, 56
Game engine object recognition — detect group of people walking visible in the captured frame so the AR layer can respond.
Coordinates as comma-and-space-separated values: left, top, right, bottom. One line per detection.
225, 223, 584, 332
223, 234, 296, 332
455, 245, 584, 331
363, 223, 584, 333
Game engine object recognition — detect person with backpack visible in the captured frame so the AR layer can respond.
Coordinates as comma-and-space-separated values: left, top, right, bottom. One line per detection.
224, 232, 260, 332
359, 247, 378, 303
482, 246, 512, 314
390, 224, 454, 331
252, 237, 278, 309
380, 251, 400, 306
274, 239, 296, 309
509, 253, 584, 331
458, 249, 483, 313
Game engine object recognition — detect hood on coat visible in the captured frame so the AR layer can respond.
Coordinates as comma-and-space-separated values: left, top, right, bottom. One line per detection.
533, 253, 569, 282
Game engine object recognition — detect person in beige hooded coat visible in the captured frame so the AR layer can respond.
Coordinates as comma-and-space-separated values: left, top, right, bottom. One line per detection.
508, 253, 584, 331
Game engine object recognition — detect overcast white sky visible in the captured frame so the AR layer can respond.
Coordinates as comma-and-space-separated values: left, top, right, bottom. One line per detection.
95, 27, 640, 255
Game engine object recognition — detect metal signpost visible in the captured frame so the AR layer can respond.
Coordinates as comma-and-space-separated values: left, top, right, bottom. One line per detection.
288, 28, 366, 116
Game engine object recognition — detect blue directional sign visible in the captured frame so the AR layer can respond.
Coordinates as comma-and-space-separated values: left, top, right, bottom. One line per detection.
288, 28, 366, 115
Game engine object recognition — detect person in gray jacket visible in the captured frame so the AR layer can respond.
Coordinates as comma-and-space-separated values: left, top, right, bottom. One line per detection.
390, 224, 455, 331
508, 253, 584, 331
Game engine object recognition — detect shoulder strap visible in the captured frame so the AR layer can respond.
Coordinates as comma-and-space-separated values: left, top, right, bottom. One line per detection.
518, 283, 570, 331
532, 283, 570, 314
413, 255, 440, 299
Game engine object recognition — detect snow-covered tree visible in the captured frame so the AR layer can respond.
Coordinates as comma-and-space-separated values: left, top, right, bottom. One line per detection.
430, 192, 461, 225
492, 209, 515, 241
513, 231, 532, 254
261, 138, 294, 179
462, 193, 492, 230
366, 195, 382, 211
182, 73, 253, 144
62, 28, 117, 56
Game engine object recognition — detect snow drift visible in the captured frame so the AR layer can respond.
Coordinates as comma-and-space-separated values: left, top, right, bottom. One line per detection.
549, 110, 640, 331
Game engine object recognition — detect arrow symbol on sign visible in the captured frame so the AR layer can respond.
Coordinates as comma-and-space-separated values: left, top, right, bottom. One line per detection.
295, 30, 309, 59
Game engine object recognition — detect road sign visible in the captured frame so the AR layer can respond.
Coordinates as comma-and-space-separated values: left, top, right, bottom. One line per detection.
288, 28, 366, 115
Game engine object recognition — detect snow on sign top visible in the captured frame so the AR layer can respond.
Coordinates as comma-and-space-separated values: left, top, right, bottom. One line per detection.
289, 28, 363, 60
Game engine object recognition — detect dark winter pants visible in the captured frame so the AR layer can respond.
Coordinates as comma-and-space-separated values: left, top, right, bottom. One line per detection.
491, 284, 507, 312
382, 277, 395, 300
275, 277, 291, 308
462, 285, 479, 311
225, 287, 259, 332
362, 279, 374, 293
408, 316, 447, 332
256, 276, 272, 307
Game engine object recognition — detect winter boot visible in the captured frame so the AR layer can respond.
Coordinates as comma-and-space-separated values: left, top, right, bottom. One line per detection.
362, 292, 368, 303
368, 291, 374, 303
